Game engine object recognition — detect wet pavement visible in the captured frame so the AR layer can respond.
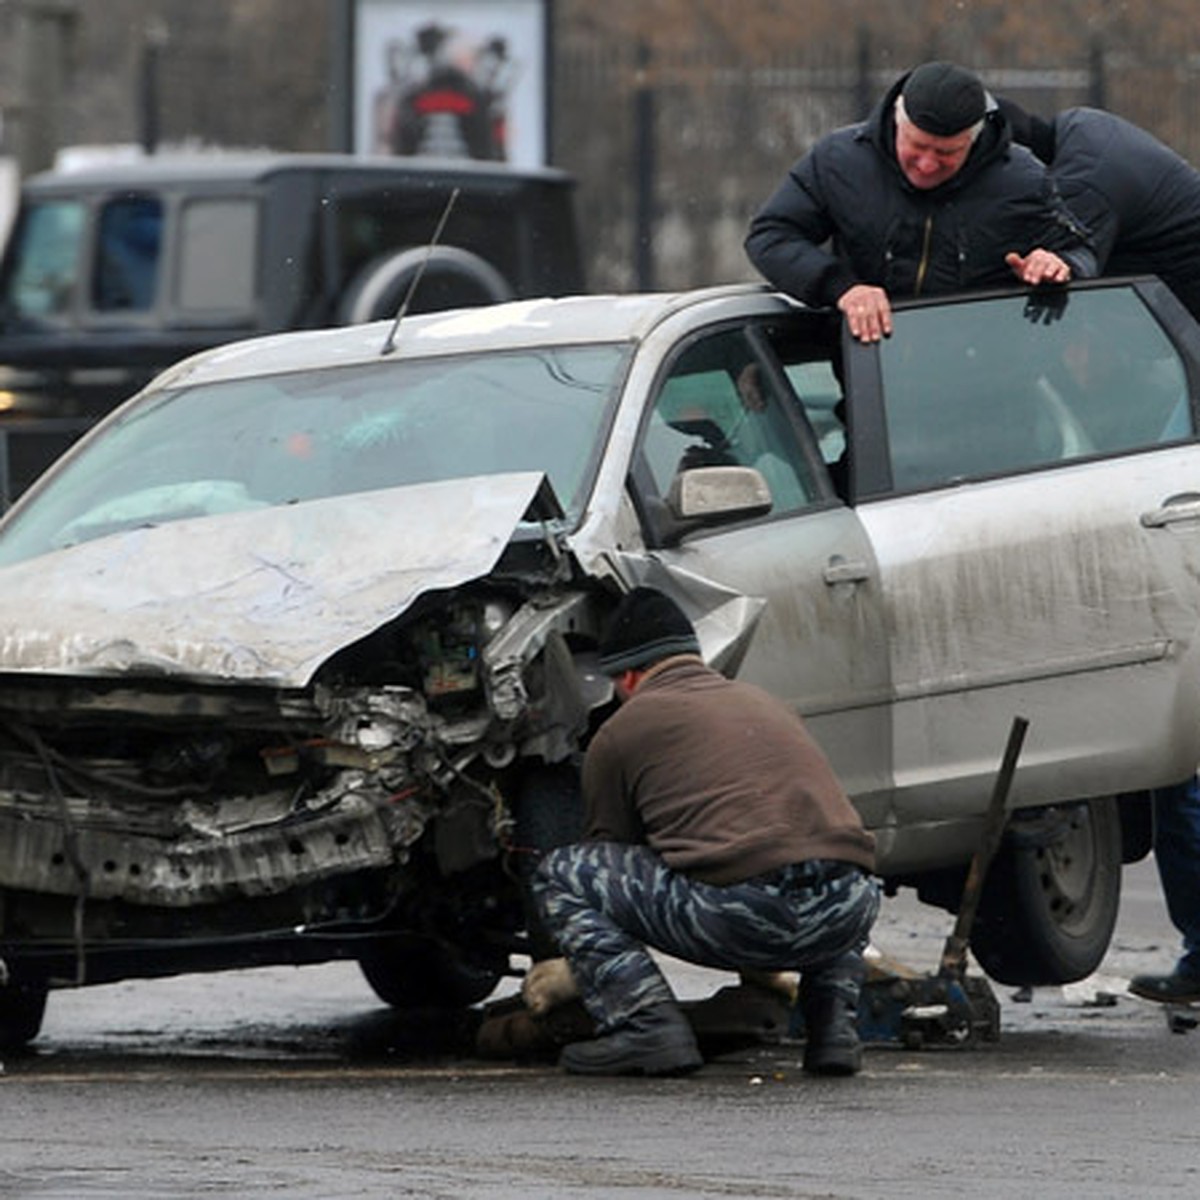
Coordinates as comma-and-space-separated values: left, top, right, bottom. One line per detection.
0, 859, 1197, 1198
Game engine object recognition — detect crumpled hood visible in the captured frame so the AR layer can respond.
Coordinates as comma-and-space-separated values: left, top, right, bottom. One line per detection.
0, 472, 550, 688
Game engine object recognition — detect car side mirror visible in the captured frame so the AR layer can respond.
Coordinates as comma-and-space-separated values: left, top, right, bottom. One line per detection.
650, 466, 772, 547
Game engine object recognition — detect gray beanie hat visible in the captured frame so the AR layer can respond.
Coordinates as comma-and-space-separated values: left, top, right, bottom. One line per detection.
597, 587, 701, 675
901, 61, 987, 136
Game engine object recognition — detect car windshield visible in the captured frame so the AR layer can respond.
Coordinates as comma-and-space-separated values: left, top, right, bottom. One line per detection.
0, 343, 629, 564
2, 199, 87, 322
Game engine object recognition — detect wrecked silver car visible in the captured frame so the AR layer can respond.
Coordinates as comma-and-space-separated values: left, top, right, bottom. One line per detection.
0, 278, 1198, 1044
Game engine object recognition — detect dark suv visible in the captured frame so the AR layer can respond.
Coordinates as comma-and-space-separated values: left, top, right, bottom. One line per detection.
0, 153, 584, 501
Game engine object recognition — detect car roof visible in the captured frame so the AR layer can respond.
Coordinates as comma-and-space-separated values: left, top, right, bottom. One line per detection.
152, 284, 791, 390
22, 152, 577, 193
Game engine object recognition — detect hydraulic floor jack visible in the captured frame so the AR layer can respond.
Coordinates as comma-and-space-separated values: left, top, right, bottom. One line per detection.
852, 716, 1029, 1049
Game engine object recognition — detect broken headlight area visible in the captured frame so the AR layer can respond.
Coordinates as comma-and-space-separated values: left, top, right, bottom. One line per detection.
318, 591, 519, 710
0, 585, 599, 962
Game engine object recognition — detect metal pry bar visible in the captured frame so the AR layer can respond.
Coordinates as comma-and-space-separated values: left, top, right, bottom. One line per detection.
938, 714, 1030, 982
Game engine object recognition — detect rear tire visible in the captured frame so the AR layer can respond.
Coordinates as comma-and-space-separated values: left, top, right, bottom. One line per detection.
970, 797, 1122, 986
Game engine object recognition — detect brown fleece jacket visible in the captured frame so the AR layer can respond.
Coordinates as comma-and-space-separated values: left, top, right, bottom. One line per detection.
581, 656, 875, 885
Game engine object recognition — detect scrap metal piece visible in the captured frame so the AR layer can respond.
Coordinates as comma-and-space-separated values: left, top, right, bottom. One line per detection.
1166, 1004, 1200, 1034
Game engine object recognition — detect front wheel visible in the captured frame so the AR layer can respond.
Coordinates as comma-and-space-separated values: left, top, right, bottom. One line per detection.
512, 763, 584, 961
0, 981, 48, 1050
358, 939, 503, 1010
970, 797, 1122, 987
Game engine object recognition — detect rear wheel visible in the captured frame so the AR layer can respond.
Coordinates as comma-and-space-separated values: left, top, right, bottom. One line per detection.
0, 981, 48, 1050
970, 797, 1122, 986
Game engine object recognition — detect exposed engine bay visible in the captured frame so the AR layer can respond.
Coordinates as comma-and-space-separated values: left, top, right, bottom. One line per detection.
0, 579, 606, 991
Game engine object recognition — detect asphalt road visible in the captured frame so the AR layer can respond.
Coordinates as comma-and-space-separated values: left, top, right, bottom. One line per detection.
1, 858, 1197, 1199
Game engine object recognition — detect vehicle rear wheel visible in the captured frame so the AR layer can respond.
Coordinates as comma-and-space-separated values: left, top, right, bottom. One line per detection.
970, 797, 1122, 986
0, 981, 48, 1050
358, 939, 502, 1010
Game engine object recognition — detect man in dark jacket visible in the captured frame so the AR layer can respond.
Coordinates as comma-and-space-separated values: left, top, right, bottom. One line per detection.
530, 587, 880, 1077
745, 62, 1095, 343
997, 98, 1200, 1006
998, 99, 1200, 321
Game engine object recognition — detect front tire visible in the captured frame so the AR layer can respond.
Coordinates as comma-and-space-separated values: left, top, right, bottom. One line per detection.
970, 797, 1122, 986
358, 939, 502, 1010
0, 981, 48, 1050
513, 763, 584, 961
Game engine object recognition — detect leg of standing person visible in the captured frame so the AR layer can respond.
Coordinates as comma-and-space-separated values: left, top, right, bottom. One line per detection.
1130, 776, 1200, 1002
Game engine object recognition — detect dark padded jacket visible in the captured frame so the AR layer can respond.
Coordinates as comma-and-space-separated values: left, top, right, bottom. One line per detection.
1003, 103, 1200, 322
744, 72, 1096, 309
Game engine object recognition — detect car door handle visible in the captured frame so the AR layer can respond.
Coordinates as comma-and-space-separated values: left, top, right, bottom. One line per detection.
823, 556, 871, 585
1140, 493, 1200, 528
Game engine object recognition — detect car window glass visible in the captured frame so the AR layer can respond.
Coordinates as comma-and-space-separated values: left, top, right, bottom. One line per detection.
641, 329, 818, 515
755, 317, 847, 497
92, 194, 163, 312
782, 359, 846, 471
4, 199, 86, 321
0, 345, 628, 563
177, 197, 257, 313
881, 289, 1193, 492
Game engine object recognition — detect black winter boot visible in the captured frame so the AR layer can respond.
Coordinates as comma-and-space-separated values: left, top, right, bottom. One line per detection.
799, 952, 865, 1077
559, 1001, 703, 1076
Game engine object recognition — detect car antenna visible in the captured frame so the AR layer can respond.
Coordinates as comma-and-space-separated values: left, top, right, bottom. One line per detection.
380, 186, 461, 357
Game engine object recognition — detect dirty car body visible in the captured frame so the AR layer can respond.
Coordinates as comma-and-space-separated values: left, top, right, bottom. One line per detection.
0, 278, 1199, 1042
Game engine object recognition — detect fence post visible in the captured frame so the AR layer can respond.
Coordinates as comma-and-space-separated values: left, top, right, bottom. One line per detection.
1088, 35, 1108, 110
855, 28, 873, 120
634, 39, 656, 291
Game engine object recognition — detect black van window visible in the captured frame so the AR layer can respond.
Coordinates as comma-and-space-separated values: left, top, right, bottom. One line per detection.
93, 195, 163, 312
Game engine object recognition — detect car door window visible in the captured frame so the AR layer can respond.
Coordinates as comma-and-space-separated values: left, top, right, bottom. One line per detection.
640, 328, 820, 517
880, 288, 1193, 492
784, 359, 846, 471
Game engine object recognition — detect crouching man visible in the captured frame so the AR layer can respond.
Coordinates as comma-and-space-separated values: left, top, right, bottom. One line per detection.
531, 587, 880, 1077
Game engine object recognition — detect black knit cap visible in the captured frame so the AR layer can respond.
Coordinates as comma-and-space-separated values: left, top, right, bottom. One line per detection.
901, 61, 987, 136
597, 587, 701, 675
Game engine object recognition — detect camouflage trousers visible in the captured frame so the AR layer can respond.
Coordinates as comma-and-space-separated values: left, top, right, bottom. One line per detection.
532, 841, 881, 1032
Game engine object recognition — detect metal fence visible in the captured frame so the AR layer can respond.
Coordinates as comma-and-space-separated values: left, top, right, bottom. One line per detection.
553, 38, 1200, 293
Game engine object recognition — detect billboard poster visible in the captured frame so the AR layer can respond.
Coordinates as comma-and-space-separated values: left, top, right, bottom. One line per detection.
353, 0, 548, 168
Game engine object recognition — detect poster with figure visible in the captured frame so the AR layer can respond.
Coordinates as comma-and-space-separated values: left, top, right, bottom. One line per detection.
353, 0, 547, 168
